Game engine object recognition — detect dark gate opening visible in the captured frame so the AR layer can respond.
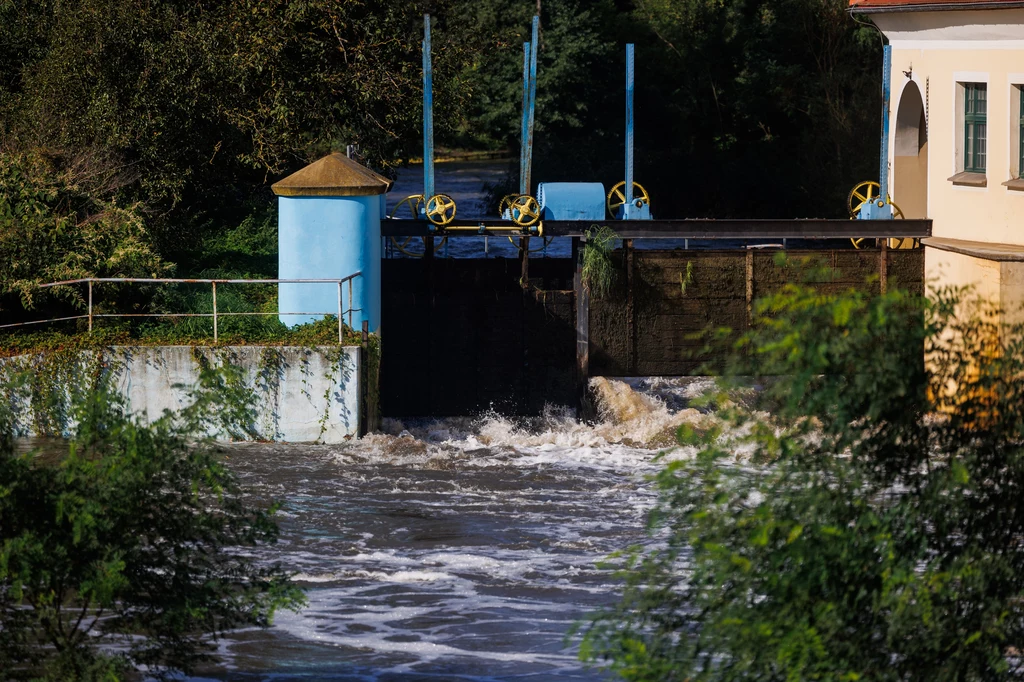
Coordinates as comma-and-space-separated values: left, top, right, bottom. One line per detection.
380, 257, 576, 418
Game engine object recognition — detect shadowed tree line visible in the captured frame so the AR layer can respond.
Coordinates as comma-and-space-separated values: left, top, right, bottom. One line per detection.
0, 0, 882, 312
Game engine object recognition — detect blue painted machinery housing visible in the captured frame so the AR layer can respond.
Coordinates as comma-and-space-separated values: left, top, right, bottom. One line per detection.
537, 183, 606, 221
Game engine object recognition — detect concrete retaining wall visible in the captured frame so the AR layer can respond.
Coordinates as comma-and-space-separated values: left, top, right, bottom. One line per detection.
4, 346, 362, 443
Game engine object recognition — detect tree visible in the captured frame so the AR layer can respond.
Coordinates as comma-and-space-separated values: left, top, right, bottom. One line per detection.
0, 0, 468, 255
447, 0, 621, 189
0, 362, 305, 680
624, 0, 882, 219
0, 150, 169, 319
445, 0, 883, 218
581, 273, 1024, 680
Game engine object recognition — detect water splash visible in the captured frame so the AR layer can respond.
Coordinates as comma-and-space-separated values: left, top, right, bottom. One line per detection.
351, 377, 718, 470
198, 376, 737, 681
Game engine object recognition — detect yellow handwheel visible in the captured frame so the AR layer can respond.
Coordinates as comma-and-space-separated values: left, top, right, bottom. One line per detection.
607, 181, 650, 218
851, 202, 904, 249
425, 194, 456, 226
389, 194, 425, 220
888, 236, 920, 250
387, 194, 446, 257
510, 194, 540, 227
847, 181, 886, 218
389, 195, 425, 256
848, 181, 907, 249
498, 194, 518, 217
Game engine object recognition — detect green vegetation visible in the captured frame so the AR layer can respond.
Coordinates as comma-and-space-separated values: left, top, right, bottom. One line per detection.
582, 281, 1024, 680
0, 316, 365, 359
0, 151, 169, 314
581, 225, 619, 298
452, 0, 881, 218
0, 0, 884, 328
0, 0, 465, 252
0, 365, 305, 680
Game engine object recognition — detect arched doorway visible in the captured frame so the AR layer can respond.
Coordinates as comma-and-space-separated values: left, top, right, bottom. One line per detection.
894, 81, 928, 218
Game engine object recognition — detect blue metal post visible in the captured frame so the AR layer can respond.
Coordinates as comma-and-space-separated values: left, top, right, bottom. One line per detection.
528, 17, 536, 191
423, 14, 435, 203
625, 43, 635, 207
519, 42, 531, 195
523, 16, 539, 195
878, 43, 891, 211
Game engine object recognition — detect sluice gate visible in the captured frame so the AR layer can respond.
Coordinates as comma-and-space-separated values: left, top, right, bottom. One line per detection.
274, 16, 932, 420
379, 234, 927, 418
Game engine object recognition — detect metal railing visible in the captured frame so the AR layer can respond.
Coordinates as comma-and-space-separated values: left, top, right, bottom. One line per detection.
0, 274, 363, 344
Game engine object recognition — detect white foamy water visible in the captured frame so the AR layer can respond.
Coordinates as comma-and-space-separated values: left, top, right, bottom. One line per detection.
187, 378, 720, 681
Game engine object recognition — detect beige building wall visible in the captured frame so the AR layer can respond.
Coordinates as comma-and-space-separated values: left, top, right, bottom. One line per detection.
886, 46, 1024, 244
925, 248, 1024, 324
874, 9, 1024, 301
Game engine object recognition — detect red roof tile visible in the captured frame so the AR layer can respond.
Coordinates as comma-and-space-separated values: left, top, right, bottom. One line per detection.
850, 0, 1024, 11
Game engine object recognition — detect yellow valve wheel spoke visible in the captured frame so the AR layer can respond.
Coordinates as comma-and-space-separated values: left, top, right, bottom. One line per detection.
425, 193, 457, 226
510, 194, 540, 227
389, 194, 425, 219
847, 182, 906, 248
389, 195, 428, 256
607, 181, 650, 218
847, 181, 889, 218
387, 194, 449, 257
498, 194, 518, 217
888, 237, 920, 249
885, 203, 918, 249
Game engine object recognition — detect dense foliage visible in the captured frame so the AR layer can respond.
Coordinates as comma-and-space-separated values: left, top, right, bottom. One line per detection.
582, 279, 1024, 680
0, 0, 467, 255
0, 365, 304, 680
453, 0, 882, 219
0, 0, 885, 318
0, 152, 169, 315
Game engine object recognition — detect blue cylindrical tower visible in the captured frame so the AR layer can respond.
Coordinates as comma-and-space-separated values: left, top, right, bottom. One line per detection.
272, 153, 391, 333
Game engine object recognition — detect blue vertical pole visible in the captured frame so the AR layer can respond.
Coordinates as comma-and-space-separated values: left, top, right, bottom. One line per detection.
423, 14, 435, 203
625, 43, 635, 207
878, 43, 891, 211
516, 15, 540, 195
524, 16, 539, 195
519, 42, 531, 195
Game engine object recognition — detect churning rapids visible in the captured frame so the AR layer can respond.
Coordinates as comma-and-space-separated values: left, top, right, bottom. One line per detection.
187, 377, 721, 681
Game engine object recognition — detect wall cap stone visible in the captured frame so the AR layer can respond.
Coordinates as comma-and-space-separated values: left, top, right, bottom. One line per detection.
923, 236, 1024, 261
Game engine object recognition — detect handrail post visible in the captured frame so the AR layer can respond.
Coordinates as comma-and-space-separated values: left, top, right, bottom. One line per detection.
337, 281, 343, 344
87, 280, 93, 333
212, 282, 218, 342
348, 277, 354, 329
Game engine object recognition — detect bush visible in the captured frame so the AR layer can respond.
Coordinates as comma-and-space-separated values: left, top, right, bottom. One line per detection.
0, 363, 304, 680
581, 282, 1024, 681
0, 151, 169, 314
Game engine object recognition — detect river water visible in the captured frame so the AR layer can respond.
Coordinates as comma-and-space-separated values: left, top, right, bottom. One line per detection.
189, 377, 718, 681
192, 162, 727, 680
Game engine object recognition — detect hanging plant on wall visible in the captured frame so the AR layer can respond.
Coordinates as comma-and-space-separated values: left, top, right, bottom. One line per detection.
582, 225, 618, 299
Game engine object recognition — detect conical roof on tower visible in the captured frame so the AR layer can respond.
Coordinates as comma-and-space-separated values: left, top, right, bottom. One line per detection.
271, 153, 392, 197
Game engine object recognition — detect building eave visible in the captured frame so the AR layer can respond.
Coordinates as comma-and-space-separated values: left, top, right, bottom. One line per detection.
851, 1, 1024, 13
